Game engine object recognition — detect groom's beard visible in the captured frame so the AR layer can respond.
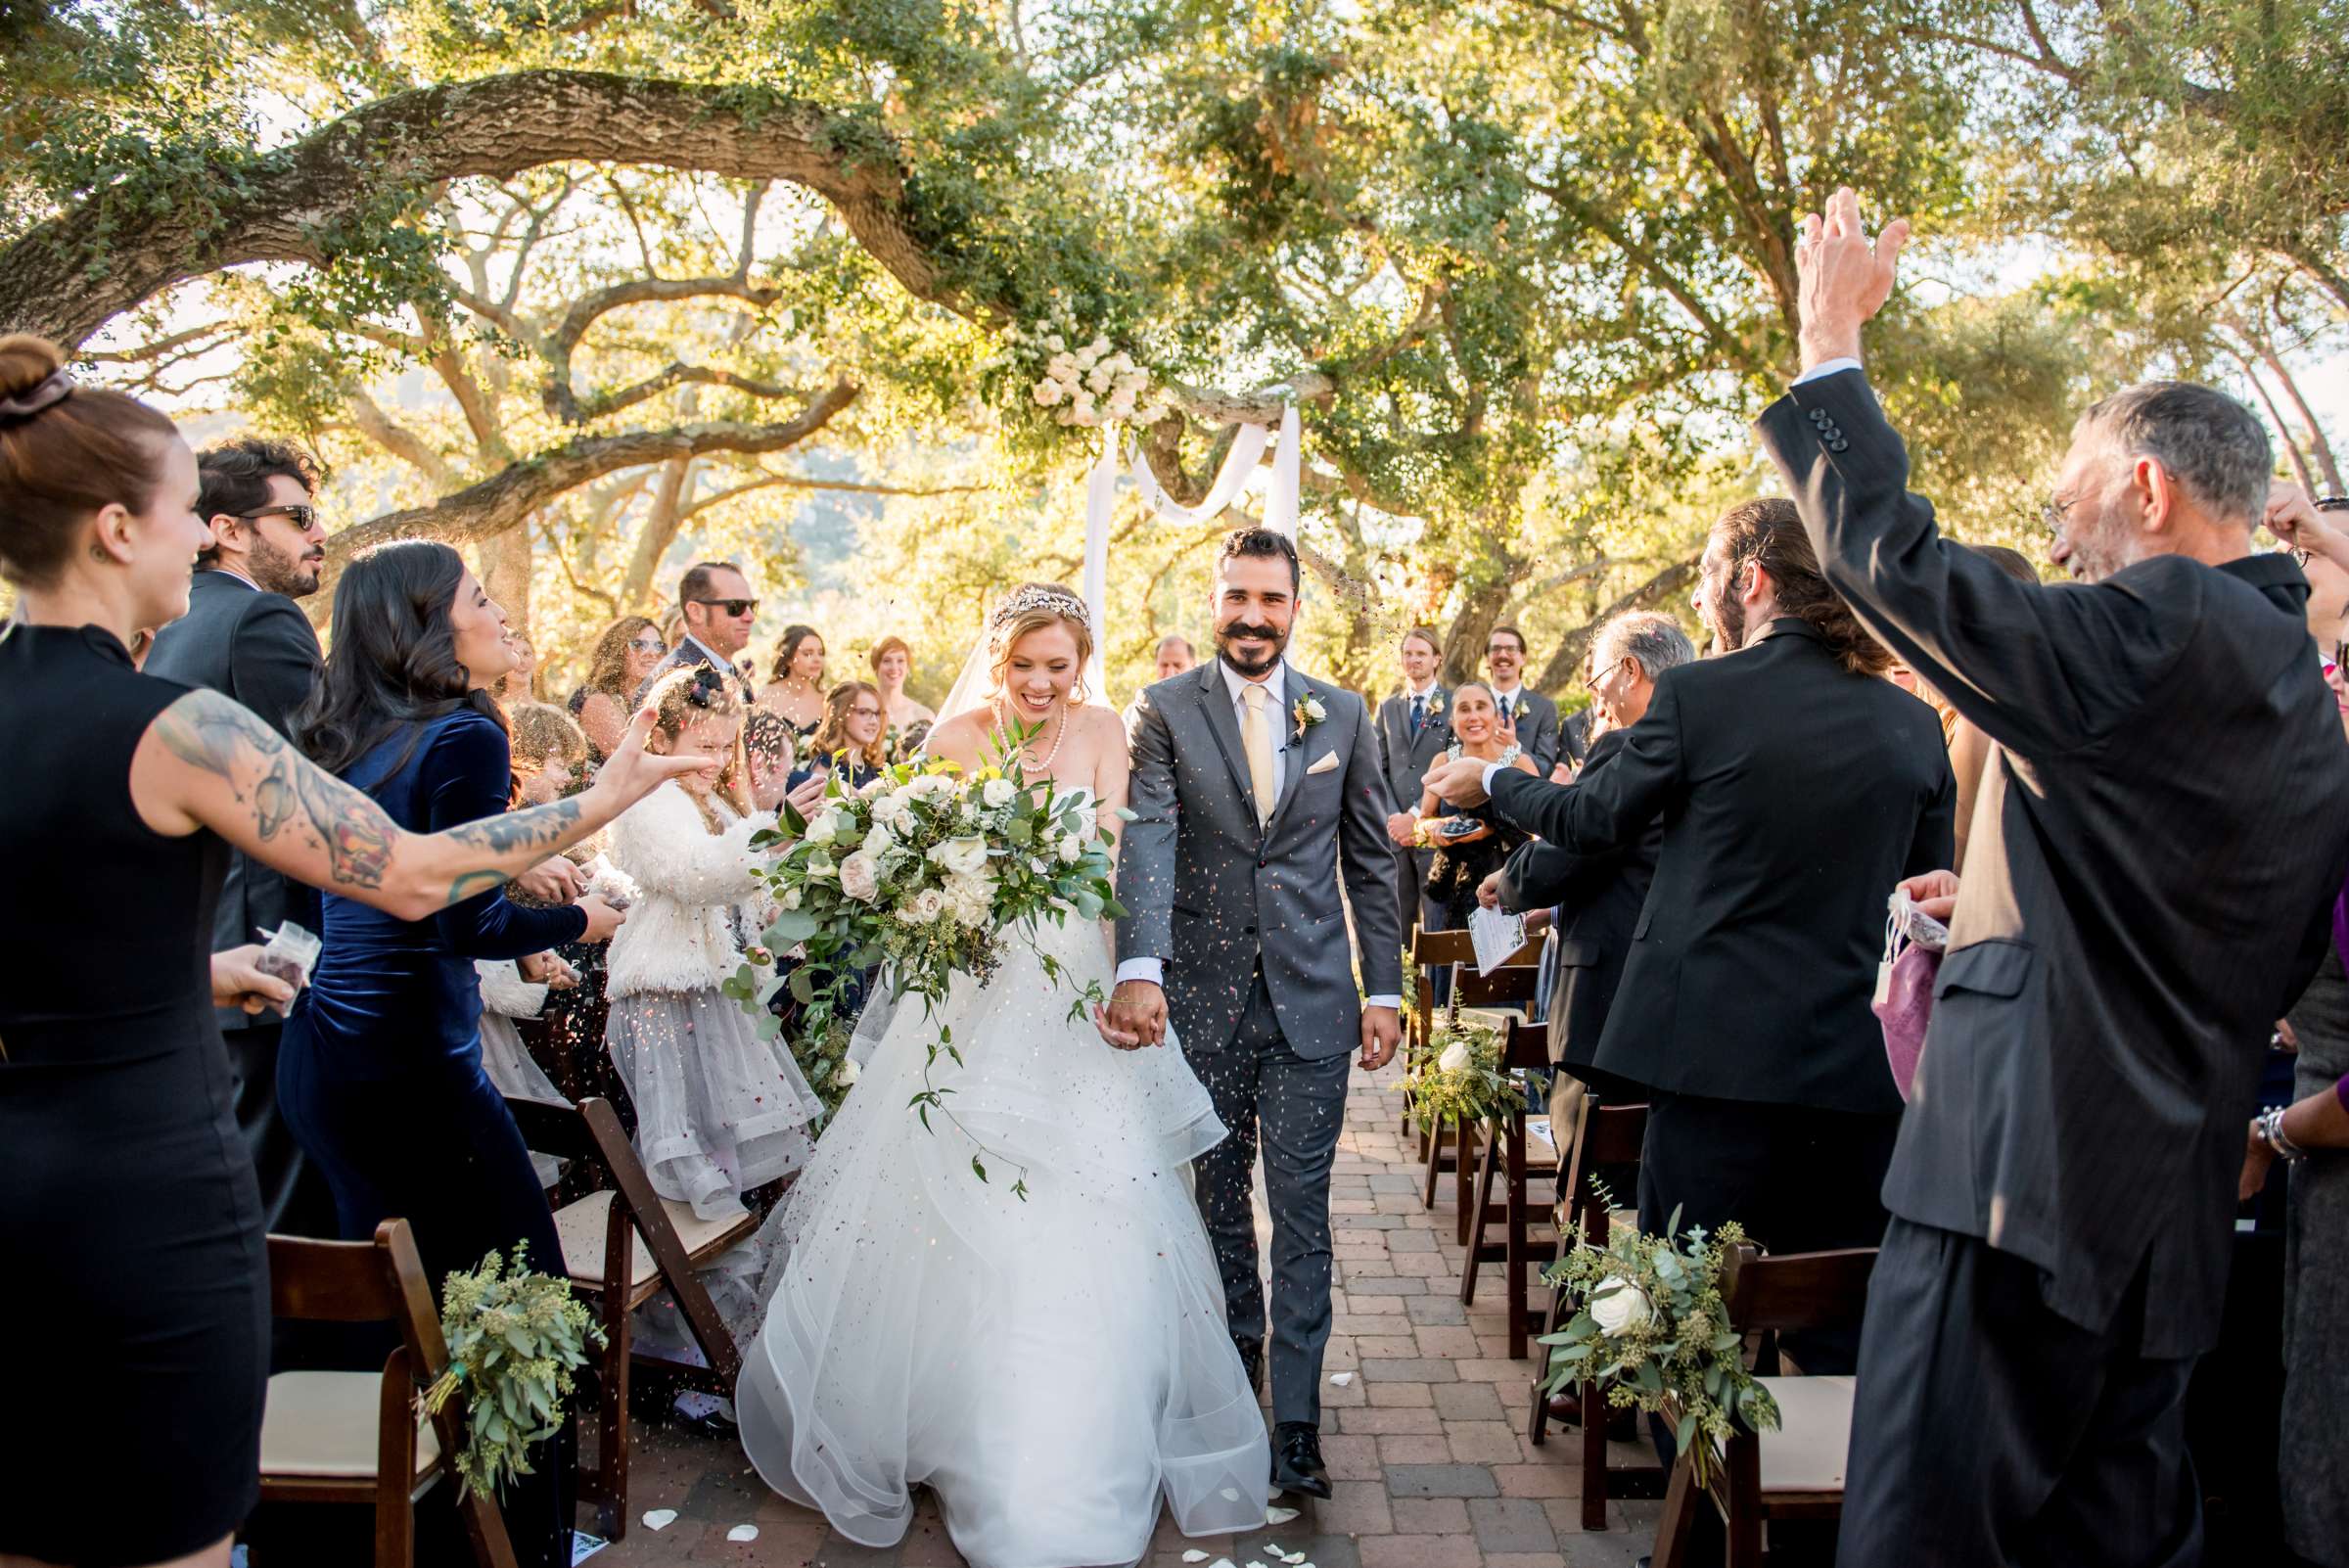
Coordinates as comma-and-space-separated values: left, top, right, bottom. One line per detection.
1216, 620, 1289, 678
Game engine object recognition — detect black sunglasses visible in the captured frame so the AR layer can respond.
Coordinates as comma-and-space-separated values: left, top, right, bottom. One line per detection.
691, 597, 760, 618
238, 503, 320, 530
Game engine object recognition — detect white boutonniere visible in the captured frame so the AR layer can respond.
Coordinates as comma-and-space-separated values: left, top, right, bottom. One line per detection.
1424, 688, 1447, 719
1292, 693, 1327, 743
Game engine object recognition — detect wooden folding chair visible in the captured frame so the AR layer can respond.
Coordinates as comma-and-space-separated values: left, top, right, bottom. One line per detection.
1525, 1089, 1665, 1530
503, 1094, 762, 1542
1409, 928, 1543, 1240
1459, 1015, 1561, 1357
1651, 1244, 1878, 1567
257, 1220, 518, 1568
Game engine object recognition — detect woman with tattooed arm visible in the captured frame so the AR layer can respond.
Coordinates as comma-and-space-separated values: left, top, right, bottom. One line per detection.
0, 336, 712, 1568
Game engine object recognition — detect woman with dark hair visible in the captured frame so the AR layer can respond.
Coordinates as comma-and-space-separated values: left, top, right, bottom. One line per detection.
0, 336, 704, 1568
278, 539, 630, 1568
759, 623, 827, 737
570, 613, 667, 764
789, 680, 890, 793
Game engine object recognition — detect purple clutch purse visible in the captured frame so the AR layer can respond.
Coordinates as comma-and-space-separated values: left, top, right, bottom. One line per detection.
1872, 893, 1950, 1103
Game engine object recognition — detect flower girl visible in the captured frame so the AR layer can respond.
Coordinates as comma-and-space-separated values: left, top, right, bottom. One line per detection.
605, 667, 823, 1221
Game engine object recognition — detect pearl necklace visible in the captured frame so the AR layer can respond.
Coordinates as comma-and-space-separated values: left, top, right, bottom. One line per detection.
991, 695, 1066, 775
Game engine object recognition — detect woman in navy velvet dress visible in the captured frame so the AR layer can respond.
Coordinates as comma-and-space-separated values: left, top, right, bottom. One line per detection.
279, 541, 627, 1568
0, 337, 704, 1568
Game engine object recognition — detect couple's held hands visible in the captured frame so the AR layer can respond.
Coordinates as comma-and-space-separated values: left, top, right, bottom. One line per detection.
212, 944, 298, 1015
1359, 1005, 1402, 1072
1897, 869, 1959, 923
1793, 186, 1910, 374
1095, 979, 1169, 1050
1385, 810, 1419, 849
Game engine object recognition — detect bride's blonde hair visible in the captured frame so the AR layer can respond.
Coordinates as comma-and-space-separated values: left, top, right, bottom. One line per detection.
987, 581, 1093, 706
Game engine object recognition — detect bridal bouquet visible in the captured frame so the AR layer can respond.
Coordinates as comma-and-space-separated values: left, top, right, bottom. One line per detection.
735, 724, 1128, 1191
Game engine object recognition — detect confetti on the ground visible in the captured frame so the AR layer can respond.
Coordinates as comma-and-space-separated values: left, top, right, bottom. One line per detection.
1328, 1371, 1355, 1386
725, 1525, 759, 1543
1180, 1552, 1209, 1564
1265, 1505, 1300, 1525
640, 1509, 677, 1531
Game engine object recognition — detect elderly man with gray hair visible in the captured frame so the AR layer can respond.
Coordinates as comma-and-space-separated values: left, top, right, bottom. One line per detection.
1766, 189, 2349, 1568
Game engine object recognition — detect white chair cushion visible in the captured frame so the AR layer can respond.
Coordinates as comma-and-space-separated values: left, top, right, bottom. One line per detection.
553, 1189, 754, 1290
1749, 1374, 1854, 1495
259, 1370, 439, 1479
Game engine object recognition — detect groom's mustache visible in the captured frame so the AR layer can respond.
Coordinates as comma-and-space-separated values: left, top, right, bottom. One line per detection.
1219, 622, 1285, 645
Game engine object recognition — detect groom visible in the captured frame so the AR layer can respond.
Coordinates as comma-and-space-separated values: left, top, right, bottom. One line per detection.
1108, 527, 1405, 1499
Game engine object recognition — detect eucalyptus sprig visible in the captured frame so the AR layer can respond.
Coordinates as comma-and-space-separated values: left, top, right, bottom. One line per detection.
417, 1245, 603, 1501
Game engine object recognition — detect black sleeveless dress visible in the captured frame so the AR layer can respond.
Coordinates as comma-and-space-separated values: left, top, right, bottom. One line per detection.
0, 623, 266, 1565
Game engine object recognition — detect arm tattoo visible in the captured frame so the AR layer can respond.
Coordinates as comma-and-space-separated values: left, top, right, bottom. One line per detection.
253, 757, 297, 841
447, 870, 509, 902
446, 798, 583, 855
153, 692, 286, 799
290, 754, 396, 890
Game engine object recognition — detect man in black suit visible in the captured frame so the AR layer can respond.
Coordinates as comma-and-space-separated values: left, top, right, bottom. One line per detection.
637, 559, 760, 705
1427, 499, 1955, 1292
1486, 610, 1691, 1099
1374, 625, 1451, 945
145, 437, 334, 1235
1763, 189, 2349, 1568
1484, 624, 1563, 773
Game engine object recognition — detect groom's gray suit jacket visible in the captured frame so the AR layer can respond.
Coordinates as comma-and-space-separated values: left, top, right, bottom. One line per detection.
1118, 660, 1404, 1060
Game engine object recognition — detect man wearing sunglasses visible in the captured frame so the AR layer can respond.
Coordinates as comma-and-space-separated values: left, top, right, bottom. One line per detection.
146, 437, 336, 1238
636, 558, 760, 706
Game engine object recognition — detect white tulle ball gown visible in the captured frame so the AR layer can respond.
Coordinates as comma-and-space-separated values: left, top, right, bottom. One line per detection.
736, 799, 1270, 1567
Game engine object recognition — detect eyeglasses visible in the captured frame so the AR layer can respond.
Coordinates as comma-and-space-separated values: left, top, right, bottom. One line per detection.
2038, 492, 2080, 536
690, 598, 759, 618
851, 706, 883, 720
628, 637, 667, 655
239, 503, 320, 530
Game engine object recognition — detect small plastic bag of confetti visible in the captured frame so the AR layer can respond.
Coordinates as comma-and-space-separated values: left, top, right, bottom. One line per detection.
253, 920, 320, 990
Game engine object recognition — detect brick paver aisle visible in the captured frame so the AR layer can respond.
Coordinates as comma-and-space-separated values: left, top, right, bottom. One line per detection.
598, 1060, 1659, 1567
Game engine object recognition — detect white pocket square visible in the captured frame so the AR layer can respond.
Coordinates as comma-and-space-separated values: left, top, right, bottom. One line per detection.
1305, 751, 1340, 776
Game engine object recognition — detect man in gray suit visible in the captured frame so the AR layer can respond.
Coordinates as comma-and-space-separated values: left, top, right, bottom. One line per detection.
1109, 529, 1405, 1500
1770, 189, 2349, 1567
1484, 623, 1563, 773
1375, 625, 1451, 942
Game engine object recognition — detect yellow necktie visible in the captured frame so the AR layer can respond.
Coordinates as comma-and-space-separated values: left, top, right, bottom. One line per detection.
1241, 682, 1276, 826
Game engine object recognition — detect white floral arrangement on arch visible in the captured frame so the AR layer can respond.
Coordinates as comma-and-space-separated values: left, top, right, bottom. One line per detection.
729, 722, 1131, 1197
1012, 308, 1174, 428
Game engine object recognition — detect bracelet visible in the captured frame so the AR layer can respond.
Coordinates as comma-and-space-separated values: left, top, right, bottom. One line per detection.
2261, 1106, 2308, 1163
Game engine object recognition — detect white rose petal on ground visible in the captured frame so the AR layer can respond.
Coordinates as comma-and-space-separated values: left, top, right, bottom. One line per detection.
1264, 1505, 1300, 1525
640, 1509, 676, 1531
1181, 1552, 1209, 1564
1328, 1371, 1355, 1386
725, 1525, 759, 1543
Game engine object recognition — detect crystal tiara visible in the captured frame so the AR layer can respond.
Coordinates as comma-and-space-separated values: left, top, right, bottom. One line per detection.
988, 585, 1091, 634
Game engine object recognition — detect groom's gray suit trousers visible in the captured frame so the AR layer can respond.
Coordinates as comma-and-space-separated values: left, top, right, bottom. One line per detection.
1187, 963, 1351, 1428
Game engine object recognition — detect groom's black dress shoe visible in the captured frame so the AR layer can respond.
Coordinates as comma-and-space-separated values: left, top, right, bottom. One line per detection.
1270, 1421, 1332, 1499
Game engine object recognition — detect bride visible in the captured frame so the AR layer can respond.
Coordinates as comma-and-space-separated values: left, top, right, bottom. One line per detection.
735, 583, 1270, 1566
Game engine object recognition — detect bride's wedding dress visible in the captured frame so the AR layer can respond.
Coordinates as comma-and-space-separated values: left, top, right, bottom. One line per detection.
736, 791, 1270, 1567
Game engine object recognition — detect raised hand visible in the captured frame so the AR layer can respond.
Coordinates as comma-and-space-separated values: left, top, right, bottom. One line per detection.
594, 708, 722, 807
2267, 481, 2347, 568
1793, 186, 1910, 373
1422, 756, 1492, 808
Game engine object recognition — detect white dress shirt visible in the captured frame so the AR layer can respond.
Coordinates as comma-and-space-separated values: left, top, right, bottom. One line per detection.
1490, 679, 1527, 726
207, 566, 262, 592
1792, 357, 1863, 387
1118, 657, 1400, 1012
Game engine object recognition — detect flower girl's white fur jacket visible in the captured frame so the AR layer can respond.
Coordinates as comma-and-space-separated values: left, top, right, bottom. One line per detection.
604, 780, 774, 997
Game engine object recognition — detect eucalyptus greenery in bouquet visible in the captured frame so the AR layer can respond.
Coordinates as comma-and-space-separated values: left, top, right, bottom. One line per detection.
417, 1244, 603, 1500
1402, 992, 1519, 1129
1538, 1206, 1780, 1486
731, 720, 1129, 1195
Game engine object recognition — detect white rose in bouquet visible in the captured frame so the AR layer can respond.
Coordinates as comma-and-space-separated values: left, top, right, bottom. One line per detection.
982, 776, 1016, 808
1589, 1277, 1654, 1337
902, 887, 947, 924
1057, 832, 1083, 863
1437, 1038, 1473, 1073
804, 812, 836, 847
782, 887, 803, 911
909, 773, 957, 800
861, 822, 896, 858
929, 836, 990, 877
839, 850, 882, 903
945, 873, 993, 928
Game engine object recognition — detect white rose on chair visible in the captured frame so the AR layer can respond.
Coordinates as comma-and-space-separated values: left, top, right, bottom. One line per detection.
1589, 1277, 1654, 1337
838, 850, 882, 903
1437, 1038, 1473, 1074
928, 836, 990, 877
